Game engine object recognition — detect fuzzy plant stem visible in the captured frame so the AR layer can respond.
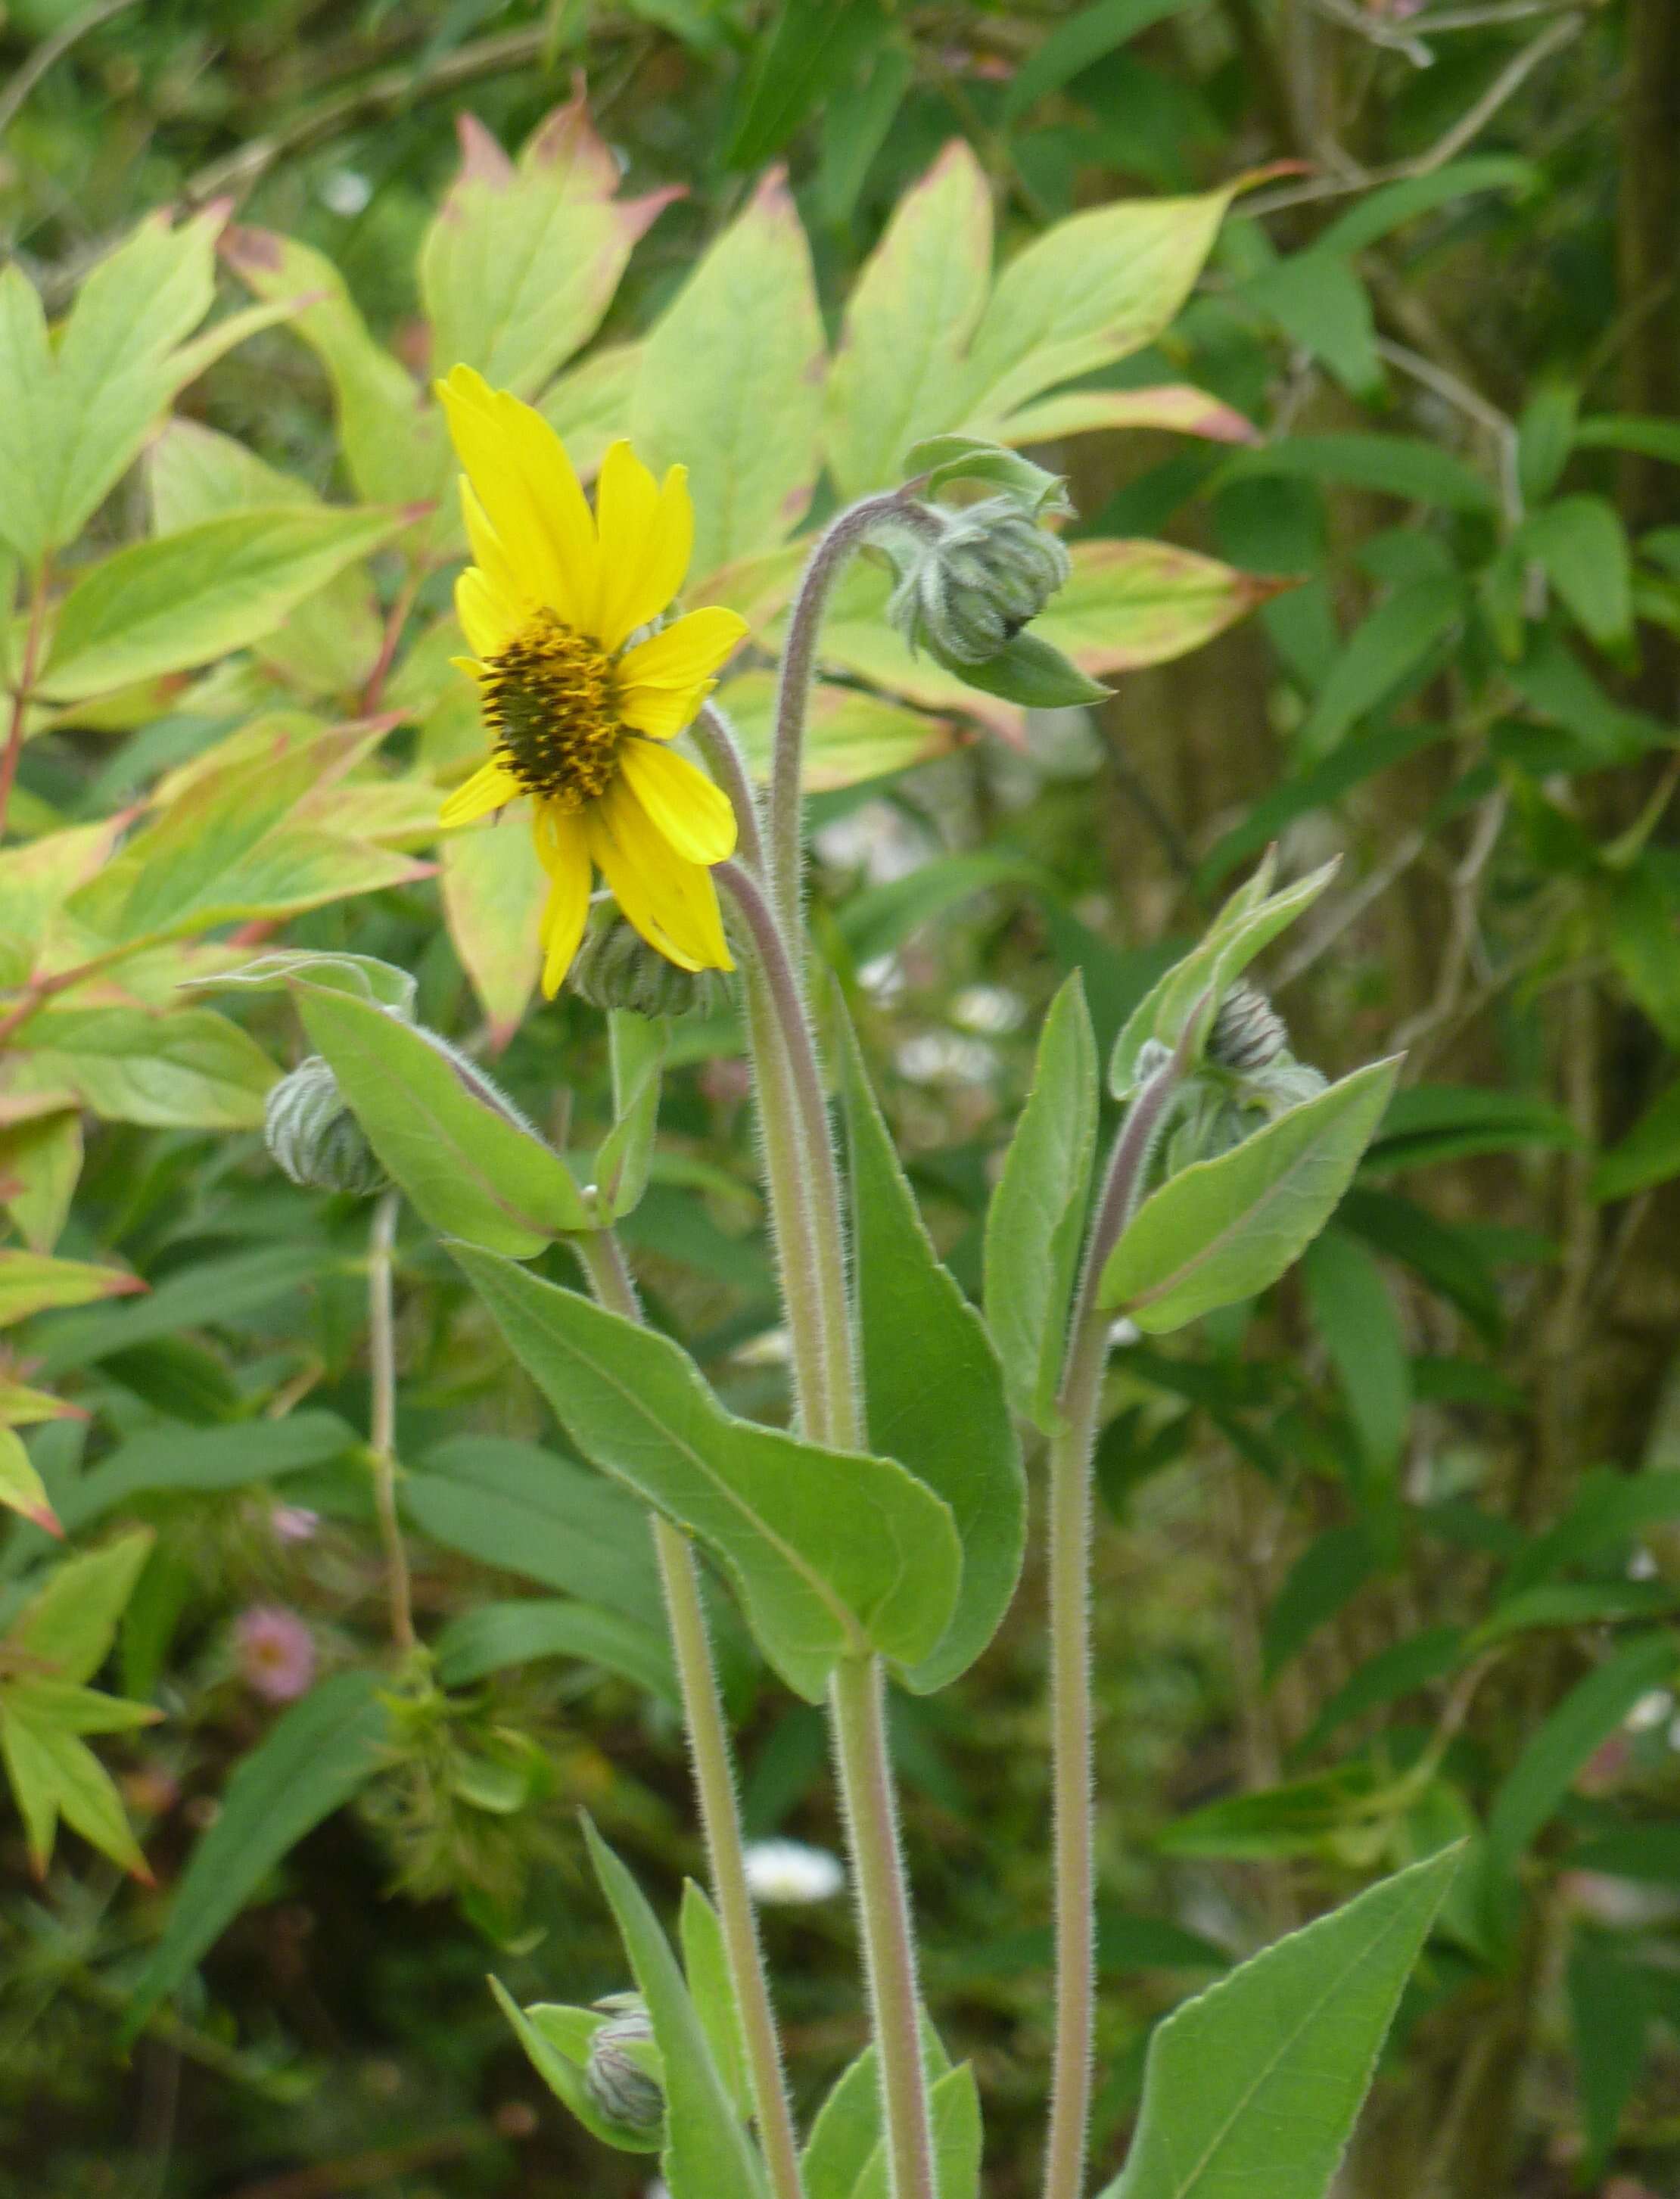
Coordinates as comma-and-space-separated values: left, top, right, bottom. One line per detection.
1042, 1038, 1196, 2199
715, 856, 935, 2199
695, 699, 767, 876
366, 1189, 415, 1656
572, 1224, 806, 2199
767, 492, 942, 938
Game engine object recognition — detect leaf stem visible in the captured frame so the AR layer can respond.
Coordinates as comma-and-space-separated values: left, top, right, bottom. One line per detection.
0, 562, 52, 844
365, 1190, 415, 1655
1042, 1037, 1196, 2199
572, 1225, 806, 2199
767, 493, 941, 938
829, 1656, 937, 2199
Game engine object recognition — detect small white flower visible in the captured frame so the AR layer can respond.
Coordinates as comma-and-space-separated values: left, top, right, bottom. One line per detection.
318, 169, 373, 216
1626, 1689, 1673, 1732
952, 984, 1026, 1035
895, 1032, 997, 1087
742, 1838, 845, 1906
733, 1327, 791, 1367
1107, 1317, 1141, 1349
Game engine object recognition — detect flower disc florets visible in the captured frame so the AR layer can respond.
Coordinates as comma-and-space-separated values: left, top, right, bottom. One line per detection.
888, 496, 1072, 664
481, 609, 620, 809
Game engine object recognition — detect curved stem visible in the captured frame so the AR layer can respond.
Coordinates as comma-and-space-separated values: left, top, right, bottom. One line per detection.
571, 1227, 805, 2199
767, 493, 940, 938
366, 1191, 415, 1655
717, 857, 859, 1449
1042, 1040, 1195, 2199
831, 1657, 937, 2199
696, 700, 767, 876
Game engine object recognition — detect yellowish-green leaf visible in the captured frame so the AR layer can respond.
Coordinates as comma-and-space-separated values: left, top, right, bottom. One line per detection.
0, 207, 297, 566
0, 1425, 61, 1536
0, 1380, 82, 1426
9, 1529, 154, 1683
960, 182, 1243, 427
993, 384, 1258, 447
633, 170, 826, 583
222, 224, 444, 506
148, 418, 317, 533
422, 101, 676, 399
5, 1006, 278, 1128
0, 818, 125, 986
65, 719, 425, 947
539, 342, 642, 481
826, 139, 994, 499
719, 670, 963, 789
1033, 540, 1283, 675
440, 820, 546, 1050
0, 1705, 151, 1878
40, 506, 404, 701
0, 1106, 81, 1252
0, 1248, 142, 1326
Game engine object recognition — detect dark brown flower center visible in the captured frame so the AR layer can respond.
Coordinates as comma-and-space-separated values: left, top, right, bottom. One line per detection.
482, 608, 620, 807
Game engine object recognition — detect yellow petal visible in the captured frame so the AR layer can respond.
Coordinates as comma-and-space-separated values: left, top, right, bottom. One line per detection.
617, 738, 738, 866
618, 606, 748, 690
437, 364, 598, 629
440, 758, 521, 828
460, 476, 528, 614
456, 568, 518, 658
594, 444, 695, 652
532, 804, 592, 994
618, 677, 716, 741
587, 777, 733, 972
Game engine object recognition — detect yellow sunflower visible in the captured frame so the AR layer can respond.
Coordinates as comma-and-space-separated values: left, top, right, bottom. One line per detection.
434, 363, 747, 994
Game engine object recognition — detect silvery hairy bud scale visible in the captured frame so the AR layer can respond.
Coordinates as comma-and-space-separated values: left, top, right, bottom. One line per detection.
583, 1995, 664, 2132
887, 497, 1072, 665
264, 1056, 389, 1197
570, 910, 714, 1018
1208, 984, 1288, 1075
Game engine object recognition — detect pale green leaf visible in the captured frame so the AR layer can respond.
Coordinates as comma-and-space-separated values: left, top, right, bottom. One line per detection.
632, 171, 825, 581
724, 0, 889, 170
1217, 436, 1496, 515
1100, 1059, 1401, 1330
0, 1425, 60, 1535
837, 1000, 1025, 1690
991, 384, 1258, 447
1002, 0, 1199, 118
1032, 539, 1279, 676
440, 821, 546, 1050
583, 1819, 771, 2199
538, 342, 642, 480
40, 506, 403, 700
148, 418, 316, 533
432, 1597, 679, 1709
1519, 495, 1632, 649
5, 1006, 278, 1128
297, 984, 595, 1252
1103, 1847, 1461, 2199
718, 670, 961, 790
1301, 1228, 1411, 1476
825, 139, 994, 499
451, 1246, 963, 1700
0, 1704, 151, 1877
10, 1529, 154, 1684
848, 2063, 982, 2199
0, 1106, 82, 1252
680, 1880, 752, 2122
596, 1012, 666, 1221
0, 1247, 142, 1326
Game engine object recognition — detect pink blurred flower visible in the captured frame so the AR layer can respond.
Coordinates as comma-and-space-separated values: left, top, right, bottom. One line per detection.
235, 1605, 316, 1703
270, 1504, 320, 1544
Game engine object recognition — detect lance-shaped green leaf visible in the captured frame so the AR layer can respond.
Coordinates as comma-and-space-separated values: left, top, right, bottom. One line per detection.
803, 2026, 954, 2199
421, 98, 677, 400
0, 1249, 142, 1327
934, 630, 1111, 710
11, 1529, 155, 1684
297, 984, 593, 1252
1099, 1058, 1401, 1330
836, 1001, 1025, 1690
680, 1882, 751, 2122
122, 1670, 390, 2037
185, 947, 418, 1019
596, 1012, 665, 1221
451, 1246, 961, 1700
489, 1983, 661, 2154
848, 2063, 982, 2199
0, 1427, 61, 1535
984, 973, 1099, 1432
0, 1700, 154, 1880
1102, 1846, 1461, 2199
1109, 850, 1339, 1096
632, 168, 825, 582
583, 1818, 771, 2199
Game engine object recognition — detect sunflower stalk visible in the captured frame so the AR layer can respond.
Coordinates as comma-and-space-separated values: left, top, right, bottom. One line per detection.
717, 852, 935, 2197
571, 1224, 806, 2199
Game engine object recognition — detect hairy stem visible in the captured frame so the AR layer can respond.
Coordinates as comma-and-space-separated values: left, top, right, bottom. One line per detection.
365, 1190, 415, 1655
830, 1656, 937, 2199
717, 857, 859, 1448
695, 700, 767, 876
571, 1227, 805, 2199
767, 493, 940, 938
1043, 1039, 1195, 2199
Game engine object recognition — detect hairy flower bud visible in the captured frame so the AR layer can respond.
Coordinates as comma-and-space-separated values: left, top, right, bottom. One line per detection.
886, 497, 1072, 664
264, 1056, 389, 1196
584, 1996, 664, 2131
570, 910, 714, 1018
1208, 984, 1289, 1075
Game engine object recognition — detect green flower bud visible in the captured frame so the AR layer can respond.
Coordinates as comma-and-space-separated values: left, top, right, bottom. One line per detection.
886, 497, 1072, 664
264, 1056, 389, 1196
1208, 984, 1289, 1075
570, 910, 714, 1019
584, 1996, 664, 2131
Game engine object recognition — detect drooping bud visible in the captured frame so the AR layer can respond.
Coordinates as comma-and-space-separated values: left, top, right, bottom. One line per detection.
570, 910, 714, 1019
886, 497, 1072, 665
264, 1056, 389, 1196
1208, 984, 1289, 1075
584, 1995, 664, 2132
